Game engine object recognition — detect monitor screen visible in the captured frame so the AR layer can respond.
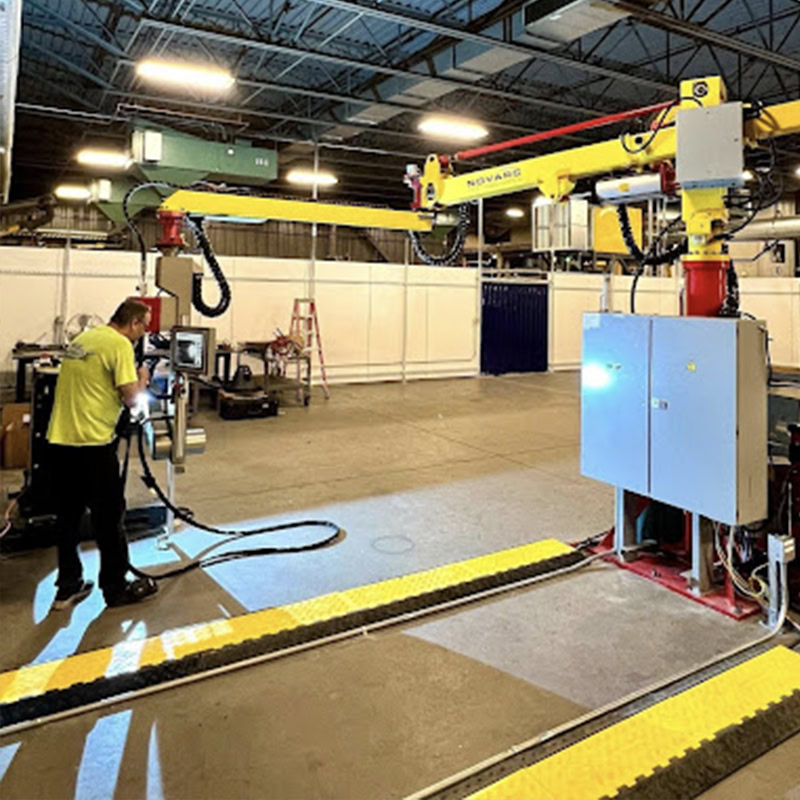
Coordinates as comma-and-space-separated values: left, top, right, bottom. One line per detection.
172, 328, 208, 373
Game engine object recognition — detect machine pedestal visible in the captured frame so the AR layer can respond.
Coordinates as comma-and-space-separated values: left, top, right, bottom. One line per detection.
598, 487, 761, 620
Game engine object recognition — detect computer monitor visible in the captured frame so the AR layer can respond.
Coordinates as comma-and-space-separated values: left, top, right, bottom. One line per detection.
171, 327, 213, 374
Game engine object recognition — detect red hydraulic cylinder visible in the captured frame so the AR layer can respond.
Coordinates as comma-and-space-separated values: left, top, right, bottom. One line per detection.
683, 258, 729, 317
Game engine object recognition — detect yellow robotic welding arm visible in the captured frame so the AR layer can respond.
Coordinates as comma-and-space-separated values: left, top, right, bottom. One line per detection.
126, 180, 433, 321
406, 75, 800, 315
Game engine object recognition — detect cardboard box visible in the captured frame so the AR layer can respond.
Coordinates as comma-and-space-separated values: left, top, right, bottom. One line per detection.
1, 403, 31, 470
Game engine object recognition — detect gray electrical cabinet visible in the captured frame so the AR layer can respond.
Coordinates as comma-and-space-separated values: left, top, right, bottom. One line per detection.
580, 313, 650, 495
581, 314, 767, 525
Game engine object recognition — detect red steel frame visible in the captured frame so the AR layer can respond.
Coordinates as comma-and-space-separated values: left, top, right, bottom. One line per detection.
583, 532, 760, 621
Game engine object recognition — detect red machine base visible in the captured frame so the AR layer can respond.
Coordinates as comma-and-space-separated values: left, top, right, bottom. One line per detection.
586, 538, 761, 621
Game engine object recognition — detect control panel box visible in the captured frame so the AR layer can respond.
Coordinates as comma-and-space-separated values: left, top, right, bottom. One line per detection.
581, 313, 767, 525
676, 103, 744, 190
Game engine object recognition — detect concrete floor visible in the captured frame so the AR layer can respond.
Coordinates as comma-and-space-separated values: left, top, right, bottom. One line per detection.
0, 373, 794, 799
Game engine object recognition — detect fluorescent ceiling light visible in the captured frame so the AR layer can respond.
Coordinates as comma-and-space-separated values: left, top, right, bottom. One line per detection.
77, 148, 132, 169
506, 207, 525, 219
417, 115, 488, 142
136, 60, 235, 91
795, 166, 800, 177
742, 170, 754, 181
286, 169, 338, 187
55, 184, 91, 200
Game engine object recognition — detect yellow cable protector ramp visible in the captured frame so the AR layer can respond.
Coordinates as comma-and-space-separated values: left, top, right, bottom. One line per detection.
0, 538, 579, 728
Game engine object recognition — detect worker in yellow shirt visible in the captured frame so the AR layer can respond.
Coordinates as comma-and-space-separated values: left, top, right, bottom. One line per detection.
48, 298, 158, 610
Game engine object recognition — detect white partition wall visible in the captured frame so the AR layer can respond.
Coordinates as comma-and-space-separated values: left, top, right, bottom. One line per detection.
0, 248, 480, 385
4, 243, 800, 384
549, 272, 798, 371
0, 248, 63, 362
739, 278, 800, 367
549, 273, 606, 370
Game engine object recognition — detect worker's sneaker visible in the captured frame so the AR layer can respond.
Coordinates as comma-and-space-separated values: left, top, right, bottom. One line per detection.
104, 577, 158, 608
51, 580, 94, 611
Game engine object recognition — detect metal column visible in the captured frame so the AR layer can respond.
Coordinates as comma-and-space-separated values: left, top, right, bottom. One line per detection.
614, 487, 637, 557
690, 513, 714, 595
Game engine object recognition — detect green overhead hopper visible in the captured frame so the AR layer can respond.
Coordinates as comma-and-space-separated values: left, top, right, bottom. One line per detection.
94, 125, 278, 223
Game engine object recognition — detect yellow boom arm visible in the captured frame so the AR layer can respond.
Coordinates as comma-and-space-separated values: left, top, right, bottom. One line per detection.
160, 190, 433, 232
419, 80, 800, 213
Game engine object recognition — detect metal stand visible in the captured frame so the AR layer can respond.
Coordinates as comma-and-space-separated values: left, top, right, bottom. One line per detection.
601, 490, 760, 619
613, 487, 636, 558
689, 513, 714, 596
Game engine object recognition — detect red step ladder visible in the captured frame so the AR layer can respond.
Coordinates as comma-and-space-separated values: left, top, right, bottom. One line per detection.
289, 298, 330, 399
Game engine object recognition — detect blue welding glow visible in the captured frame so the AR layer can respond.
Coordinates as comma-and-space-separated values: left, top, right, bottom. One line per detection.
582, 362, 612, 391
0, 742, 21, 783
75, 710, 132, 800
147, 723, 165, 800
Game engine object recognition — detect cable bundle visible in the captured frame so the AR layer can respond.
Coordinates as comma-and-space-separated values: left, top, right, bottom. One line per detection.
408, 203, 470, 266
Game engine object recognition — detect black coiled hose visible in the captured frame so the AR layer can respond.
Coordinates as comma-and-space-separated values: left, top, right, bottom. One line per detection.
719, 263, 740, 318
122, 181, 231, 318
616, 204, 688, 313
408, 204, 470, 266
125, 425, 344, 580
185, 216, 231, 318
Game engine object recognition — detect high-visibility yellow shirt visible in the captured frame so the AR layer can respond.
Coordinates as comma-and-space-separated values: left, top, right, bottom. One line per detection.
48, 326, 137, 446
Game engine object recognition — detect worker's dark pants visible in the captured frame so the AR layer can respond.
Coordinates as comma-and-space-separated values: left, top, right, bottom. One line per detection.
51, 442, 129, 597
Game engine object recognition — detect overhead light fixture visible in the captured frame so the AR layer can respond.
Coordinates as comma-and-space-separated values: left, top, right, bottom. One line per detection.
55, 184, 91, 200
742, 170, 754, 181
417, 115, 488, 142
506, 207, 525, 219
135, 60, 235, 91
795, 166, 800, 177
77, 148, 132, 169
286, 169, 338, 187
533, 195, 551, 208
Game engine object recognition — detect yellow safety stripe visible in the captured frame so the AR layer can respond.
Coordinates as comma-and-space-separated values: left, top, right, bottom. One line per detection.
468, 645, 800, 800
0, 538, 573, 706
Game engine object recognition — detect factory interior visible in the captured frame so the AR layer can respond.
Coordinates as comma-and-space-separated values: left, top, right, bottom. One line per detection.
4, 1, 800, 798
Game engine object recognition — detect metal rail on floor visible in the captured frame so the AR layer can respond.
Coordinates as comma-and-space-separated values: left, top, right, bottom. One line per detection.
463, 646, 800, 800
405, 622, 800, 799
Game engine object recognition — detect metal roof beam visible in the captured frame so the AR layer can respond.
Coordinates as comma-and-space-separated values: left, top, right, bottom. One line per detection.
106, 92, 559, 161
25, 37, 113, 89
114, 55, 597, 126
302, 0, 671, 91
234, 78, 586, 139
133, 18, 639, 117
106, 89, 437, 143
24, 0, 126, 58
615, 0, 800, 72
14, 102, 422, 160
